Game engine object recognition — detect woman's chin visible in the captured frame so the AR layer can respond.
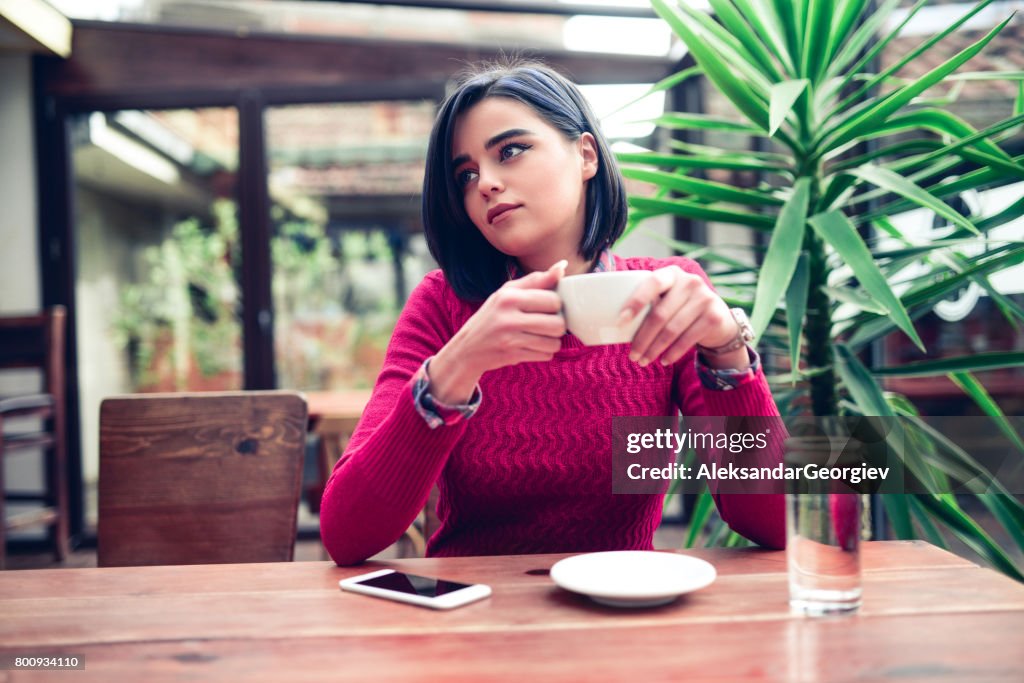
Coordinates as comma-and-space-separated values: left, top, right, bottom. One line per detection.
488, 237, 535, 259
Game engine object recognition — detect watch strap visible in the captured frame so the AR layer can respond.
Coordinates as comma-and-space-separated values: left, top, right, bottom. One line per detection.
697, 308, 754, 356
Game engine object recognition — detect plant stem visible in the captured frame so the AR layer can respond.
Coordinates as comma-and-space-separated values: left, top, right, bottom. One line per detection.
804, 227, 838, 416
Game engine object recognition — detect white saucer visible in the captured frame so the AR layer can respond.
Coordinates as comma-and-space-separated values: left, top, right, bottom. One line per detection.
550, 551, 716, 608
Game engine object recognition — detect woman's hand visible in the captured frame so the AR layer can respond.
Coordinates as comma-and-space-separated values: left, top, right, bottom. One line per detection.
429, 260, 568, 403
619, 265, 750, 370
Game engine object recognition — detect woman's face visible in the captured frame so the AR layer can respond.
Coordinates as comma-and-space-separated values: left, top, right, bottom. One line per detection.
451, 96, 598, 268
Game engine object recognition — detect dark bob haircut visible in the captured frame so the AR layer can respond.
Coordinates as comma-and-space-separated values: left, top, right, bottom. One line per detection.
421, 60, 628, 302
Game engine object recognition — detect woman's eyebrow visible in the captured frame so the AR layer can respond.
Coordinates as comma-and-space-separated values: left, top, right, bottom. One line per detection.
451, 128, 532, 167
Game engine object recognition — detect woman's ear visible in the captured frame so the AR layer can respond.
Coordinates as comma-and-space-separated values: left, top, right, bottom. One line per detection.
579, 132, 599, 181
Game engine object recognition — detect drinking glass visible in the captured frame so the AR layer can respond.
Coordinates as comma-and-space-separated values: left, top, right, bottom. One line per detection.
785, 436, 862, 615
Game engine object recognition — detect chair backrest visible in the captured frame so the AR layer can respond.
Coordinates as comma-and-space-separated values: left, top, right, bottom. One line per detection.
98, 391, 307, 567
0, 306, 66, 401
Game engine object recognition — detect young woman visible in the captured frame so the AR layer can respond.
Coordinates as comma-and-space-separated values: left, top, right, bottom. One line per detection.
320, 61, 784, 565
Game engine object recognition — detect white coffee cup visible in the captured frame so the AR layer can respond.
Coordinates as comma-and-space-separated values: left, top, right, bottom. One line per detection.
557, 271, 654, 346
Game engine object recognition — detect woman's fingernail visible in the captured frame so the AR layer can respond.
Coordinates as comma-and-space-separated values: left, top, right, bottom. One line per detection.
552, 259, 568, 273
629, 351, 639, 362
618, 309, 634, 325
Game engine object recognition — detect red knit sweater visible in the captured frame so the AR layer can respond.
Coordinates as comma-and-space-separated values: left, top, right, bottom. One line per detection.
320, 256, 785, 565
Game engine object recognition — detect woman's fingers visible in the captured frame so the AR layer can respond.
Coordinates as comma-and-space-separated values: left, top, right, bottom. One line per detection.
518, 331, 563, 355
616, 267, 675, 325
629, 274, 692, 365
659, 324, 706, 366
644, 298, 709, 366
498, 261, 567, 313
515, 289, 564, 314
518, 311, 566, 338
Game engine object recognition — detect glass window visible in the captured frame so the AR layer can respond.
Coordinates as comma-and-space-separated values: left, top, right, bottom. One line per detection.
71, 106, 240, 528
266, 100, 436, 391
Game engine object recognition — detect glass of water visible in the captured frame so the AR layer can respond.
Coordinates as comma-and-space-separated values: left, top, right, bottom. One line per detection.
785, 436, 862, 615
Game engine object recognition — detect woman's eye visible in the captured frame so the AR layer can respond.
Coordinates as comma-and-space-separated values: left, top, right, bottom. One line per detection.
499, 143, 530, 161
456, 169, 478, 188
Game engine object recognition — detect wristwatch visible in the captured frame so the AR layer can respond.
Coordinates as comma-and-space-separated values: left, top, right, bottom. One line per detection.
697, 308, 754, 356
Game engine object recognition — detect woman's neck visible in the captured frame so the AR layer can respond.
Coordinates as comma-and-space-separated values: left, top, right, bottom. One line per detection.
516, 252, 592, 276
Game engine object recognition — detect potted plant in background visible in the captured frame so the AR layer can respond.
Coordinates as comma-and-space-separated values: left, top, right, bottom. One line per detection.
113, 200, 397, 394
112, 204, 242, 392
621, 0, 1024, 577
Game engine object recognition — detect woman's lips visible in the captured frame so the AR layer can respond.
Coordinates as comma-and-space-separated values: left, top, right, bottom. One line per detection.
487, 204, 520, 224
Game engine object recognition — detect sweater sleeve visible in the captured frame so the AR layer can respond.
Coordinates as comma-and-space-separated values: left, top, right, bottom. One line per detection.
655, 255, 787, 550
319, 272, 471, 565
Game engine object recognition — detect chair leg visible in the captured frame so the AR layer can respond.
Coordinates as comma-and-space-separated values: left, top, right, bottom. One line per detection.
45, 437, 70, 562
401, 522, 426, 558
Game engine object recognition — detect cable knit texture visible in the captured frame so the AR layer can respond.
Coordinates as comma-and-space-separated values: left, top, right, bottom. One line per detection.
320, 255, 786, 565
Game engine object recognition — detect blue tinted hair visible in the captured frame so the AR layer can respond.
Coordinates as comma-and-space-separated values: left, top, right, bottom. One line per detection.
421, 61, 628, 302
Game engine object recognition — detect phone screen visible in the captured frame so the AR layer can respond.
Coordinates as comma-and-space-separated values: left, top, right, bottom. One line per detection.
355, 571, 473, 598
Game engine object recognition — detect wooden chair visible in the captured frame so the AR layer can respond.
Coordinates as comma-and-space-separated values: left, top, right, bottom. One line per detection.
98, 391, 307, 567
0, 307, 70, 569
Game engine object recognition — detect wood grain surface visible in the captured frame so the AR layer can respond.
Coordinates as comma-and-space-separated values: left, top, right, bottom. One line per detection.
97, 391, 307, 567
1, 541, 1022, 682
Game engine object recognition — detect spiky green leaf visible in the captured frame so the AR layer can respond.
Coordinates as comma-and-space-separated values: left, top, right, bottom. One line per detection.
808, 209, 925, 350
873, 352, 1024, 377
651, 0, 770, 131
621, 167, 784, 206
949, 372, 1024, 455
615, 150, 788, 173
628, 196, 776, 229
823, 15, 1012, 151
769, 79, 809, 136
835, 343, 894, 416
750, 178, 811, 338
785, 253, 809, 380
850, 166, 982, 235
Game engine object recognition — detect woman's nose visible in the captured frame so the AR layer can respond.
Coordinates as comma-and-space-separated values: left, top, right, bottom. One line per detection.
477, 166, 504, 197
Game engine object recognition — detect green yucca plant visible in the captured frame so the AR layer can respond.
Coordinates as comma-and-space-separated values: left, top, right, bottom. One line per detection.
624, 0, 1024, 578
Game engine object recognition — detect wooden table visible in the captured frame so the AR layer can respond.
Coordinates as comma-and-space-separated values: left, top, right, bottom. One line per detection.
304, 390, 372, 513
1, 541, 1023, 682
305, 389, 374, 471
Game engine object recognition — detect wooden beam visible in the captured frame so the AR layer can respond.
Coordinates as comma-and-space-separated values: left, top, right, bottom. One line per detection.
296, 0, 658, 18
40, 21, 673, 106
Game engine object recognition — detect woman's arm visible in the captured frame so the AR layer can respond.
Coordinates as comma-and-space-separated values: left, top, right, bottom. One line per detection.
645, 256, 787, 549
319, 273, 470, 565
683, 363, 787, 550
320, 264, 569, 565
